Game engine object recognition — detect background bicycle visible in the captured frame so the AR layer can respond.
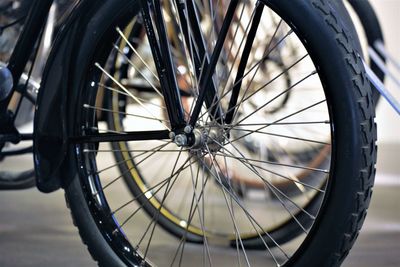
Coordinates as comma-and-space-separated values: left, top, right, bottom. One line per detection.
0, 0, 396, 267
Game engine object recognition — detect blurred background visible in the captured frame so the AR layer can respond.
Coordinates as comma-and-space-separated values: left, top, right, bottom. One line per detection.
0, 1, 399, 266
369, 0, 400, 174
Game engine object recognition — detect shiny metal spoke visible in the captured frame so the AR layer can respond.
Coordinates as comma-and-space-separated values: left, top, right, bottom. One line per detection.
91, 142, 170, 175
95, 63, 171, 131
230, 128, 330, 145
214, 152, 328, 173
229, 19, 284, 120
216, 139, 317, 223
141, 149, 187, 261
230, 68, 316, 128
232, 120, 330, 127
170, 0, 199, 95
116, 156, 189, 236
227, 28, 294, 95
216, 150, 311, 237
85, 149, 185, 153
202, 145, 252, 267
223, 54, 311, 125
100, 163, 139, 192
218, 4, 258, 98
116, 27, 159, 81
200, 147, 286, 264
97, 82, 167, 110
206, 130, 327, 193
112, 156, 193, 215
211, 153, 326, 193
171, 156, 211, 267
113, 44, 163, 99
229, 99, 327, 144
83, 103, 170, 125
197, 43, 303, 123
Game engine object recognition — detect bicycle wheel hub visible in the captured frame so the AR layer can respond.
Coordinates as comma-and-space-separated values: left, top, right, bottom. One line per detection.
185, 124, 226, 152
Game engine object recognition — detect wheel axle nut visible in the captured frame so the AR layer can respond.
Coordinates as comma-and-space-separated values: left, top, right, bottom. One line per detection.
174, 134, 187, 146
184, 125, 193, 134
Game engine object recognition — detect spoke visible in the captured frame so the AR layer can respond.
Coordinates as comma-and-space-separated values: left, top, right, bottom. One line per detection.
231, 69, 316, 128
115, 176, 174, 222
216, 148, 311, 237
193, 157, 213, 266
232, 121, 330, 127
141, 149, 187, 261
112, 156, 193, 214
170, 0, 199, 95
213, 151, 326, 193
118, 151, 189, 257
230, 128, 330, 145
206, 127, 327, 193
200, 148, 287, 263
91, 142, 171, 175
229, 99, 327, 144
197, 47, 306, 123
205, 136, 289, 263
216, 138, 317, 223
100, 163, 139, 192
212, 27, 293, 113
216, 139, 246, 265
228, 29, 294, 96
229, 19, 284, 121
202, 146, 252, 267
95, 63, 171, 131
214, 152, 328, 173
116, 27, 159, 81
83, 104, 170, 124
169, 152, 214, 267
116, 161, 185, 230
85, 149, 185, 153
98, 82, 167, 110
171, 156, 211, 267
223, 54, 311, 123
112, 44, 164, 99
97, 150, 191, 195
218, 5, 258, 99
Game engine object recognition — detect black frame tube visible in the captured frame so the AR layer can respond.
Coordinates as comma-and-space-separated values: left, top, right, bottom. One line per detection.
225, 2, 263, 124
139, 0, 186, 131
188, 0, 239, 127
0, 0, 53, 109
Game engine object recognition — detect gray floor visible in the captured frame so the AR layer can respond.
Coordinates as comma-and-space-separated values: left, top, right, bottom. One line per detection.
0, 146, 399, 267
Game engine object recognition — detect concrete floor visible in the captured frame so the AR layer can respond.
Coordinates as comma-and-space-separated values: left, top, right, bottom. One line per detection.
0, 146, 399, 267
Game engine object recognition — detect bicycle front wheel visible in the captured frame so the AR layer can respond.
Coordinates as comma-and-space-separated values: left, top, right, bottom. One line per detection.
64, 0, 376, 266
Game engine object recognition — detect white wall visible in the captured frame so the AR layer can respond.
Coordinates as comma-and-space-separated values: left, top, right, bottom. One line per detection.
369, 0, 400, 145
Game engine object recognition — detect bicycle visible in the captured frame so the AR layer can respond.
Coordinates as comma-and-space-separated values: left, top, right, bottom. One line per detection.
0, 0, 377, 266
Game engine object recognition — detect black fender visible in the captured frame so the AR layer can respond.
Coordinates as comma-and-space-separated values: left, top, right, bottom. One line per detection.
34, 0, 107, 193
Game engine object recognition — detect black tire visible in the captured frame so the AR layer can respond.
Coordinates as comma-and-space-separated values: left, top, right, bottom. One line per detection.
346, 0, 385, 105
64, 0, 377, 266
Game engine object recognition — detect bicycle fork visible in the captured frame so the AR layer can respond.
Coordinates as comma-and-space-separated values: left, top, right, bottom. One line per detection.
137, 0, 264, 147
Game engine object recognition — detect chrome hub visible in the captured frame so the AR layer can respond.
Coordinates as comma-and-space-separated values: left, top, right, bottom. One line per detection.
189, 124, 226, 152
